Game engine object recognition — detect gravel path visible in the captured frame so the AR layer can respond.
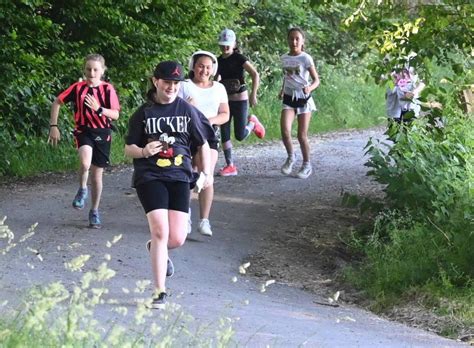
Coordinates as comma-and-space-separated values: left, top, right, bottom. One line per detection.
0, 127, 465, 347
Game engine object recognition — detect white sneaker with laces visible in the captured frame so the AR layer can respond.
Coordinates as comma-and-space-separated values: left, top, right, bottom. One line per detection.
197, 219, 212, 237
296, 163, 313, 179
281, 156, 295, 175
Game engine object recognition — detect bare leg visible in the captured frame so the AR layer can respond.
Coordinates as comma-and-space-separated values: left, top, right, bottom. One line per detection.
147, 209, 170, 291
77, 145, 92, 188
147, 209, 187, 291
280, 109, 296, 156
90, 165, 103, 211
168, 210, 187, 249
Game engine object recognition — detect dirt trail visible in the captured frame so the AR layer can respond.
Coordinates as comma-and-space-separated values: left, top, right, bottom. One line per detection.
0, 127, 465, 347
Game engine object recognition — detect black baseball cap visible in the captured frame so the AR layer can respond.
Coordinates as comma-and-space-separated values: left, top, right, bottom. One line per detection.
153, 61, 185, 81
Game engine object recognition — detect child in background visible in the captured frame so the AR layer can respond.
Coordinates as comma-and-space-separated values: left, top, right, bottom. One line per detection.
216, 28, 265, 176
48, 54, 120, 228
386, 67, 425, 123
279, 27, 320, 179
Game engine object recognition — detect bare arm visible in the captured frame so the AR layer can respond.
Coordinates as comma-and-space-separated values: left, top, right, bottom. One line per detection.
243, 61, 260, 107
208, 102, 230, 126
48, 98, 62, 146
304, 65, 320, 95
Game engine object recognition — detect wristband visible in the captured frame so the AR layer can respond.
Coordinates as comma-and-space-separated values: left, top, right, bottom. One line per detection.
50, 125, 58, 127
97, 107, 103, 116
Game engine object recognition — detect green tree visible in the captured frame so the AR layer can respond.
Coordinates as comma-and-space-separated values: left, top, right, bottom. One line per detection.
0, 0, 244, 140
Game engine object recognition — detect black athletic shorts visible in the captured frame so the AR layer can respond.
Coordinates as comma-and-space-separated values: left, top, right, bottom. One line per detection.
74, 128, 112, 168
135, 180, 190, 214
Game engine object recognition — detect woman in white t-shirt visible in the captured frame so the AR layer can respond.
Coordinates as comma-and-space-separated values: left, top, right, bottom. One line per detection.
279, 27, 320, 179
179, 50, 229, 237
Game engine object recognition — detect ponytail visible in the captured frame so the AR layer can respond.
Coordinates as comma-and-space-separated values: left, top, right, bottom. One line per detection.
146, 77, 157, 102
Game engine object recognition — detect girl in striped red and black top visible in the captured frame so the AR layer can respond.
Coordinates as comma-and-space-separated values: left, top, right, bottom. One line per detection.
48, 54, 120, 229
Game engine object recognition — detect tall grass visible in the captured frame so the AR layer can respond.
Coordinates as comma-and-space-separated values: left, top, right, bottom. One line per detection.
0, 218, 236, 347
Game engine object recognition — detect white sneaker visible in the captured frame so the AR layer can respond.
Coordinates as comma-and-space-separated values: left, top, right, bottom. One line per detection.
197, 219, 212, 237
281, 156, 295, 175
187, 208, 192, 234
296, 163, 313, 179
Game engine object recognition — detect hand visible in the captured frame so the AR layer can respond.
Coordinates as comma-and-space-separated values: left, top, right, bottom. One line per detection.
303, 86, 311, 95
47, 127, 60, 146
142, 141, 163, 158
203, 173, 214, 190
249, 93, 258, 107
429, 101, 443, 109
84, 94, 101, 113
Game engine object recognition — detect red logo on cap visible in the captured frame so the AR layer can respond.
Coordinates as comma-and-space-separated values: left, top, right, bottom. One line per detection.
172, 67, 180, 76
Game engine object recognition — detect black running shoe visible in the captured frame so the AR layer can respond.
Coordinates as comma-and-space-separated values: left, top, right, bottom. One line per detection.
146, 240, 174, 277
150, 292, 167, 309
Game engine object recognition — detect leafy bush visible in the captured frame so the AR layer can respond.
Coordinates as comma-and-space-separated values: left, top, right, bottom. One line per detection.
352, 66, 473, 306
365, 115, 472, 230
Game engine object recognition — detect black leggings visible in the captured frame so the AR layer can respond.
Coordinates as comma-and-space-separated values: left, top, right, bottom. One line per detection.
220, 100, 249, 142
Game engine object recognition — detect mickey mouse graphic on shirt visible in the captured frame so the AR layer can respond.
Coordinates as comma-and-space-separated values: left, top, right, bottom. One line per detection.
145, 113, 191, 168
284, 66, 301, 76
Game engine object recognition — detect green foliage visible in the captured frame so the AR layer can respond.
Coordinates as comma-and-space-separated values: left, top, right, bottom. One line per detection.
0, 0, 243, 141
0, 0, 359, 177
314, 61, 386, 132
240, 0, 357, 84
344, 0, 473, 84
366, 116, 472, 226
359, 110, 473, 289
346, 211, 473, 309
341, 3, 473, 316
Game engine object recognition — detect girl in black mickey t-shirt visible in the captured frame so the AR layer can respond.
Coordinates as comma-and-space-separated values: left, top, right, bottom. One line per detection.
125, 61, 214, 309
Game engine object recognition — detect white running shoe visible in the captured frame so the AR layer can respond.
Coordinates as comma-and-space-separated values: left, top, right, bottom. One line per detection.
197, 219, 212, 237
281, 156, 295, 175
187, 208, 192, 234
296, 163, 313, 179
